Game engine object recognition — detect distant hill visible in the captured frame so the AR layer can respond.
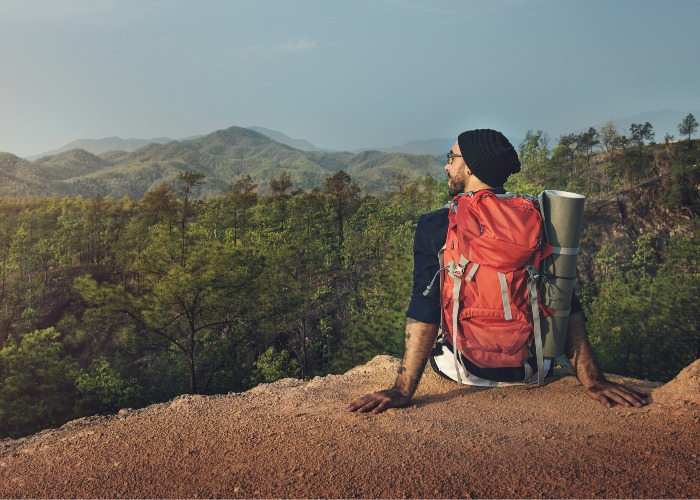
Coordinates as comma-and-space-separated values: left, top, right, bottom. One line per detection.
372, 138, 454, 155
0, 152, 59, 197
14, 108, 693, 199
247, 126, 329, 152
372, 135, 524, 155
27, 136, 174, 160
3, 126, 443, 199
33, 149, 111, 180
247, 127, 455, 155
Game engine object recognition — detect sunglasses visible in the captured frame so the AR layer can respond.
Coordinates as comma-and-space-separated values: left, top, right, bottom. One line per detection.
446, 153, 463, 165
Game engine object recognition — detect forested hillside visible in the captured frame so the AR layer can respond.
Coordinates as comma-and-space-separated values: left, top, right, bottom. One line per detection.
0, 126, 443, 199
0, 118, 698, 439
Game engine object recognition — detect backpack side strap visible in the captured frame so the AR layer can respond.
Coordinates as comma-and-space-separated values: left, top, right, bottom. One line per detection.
525, 264, 545, 386
450, 255, 470, 384
497, 272, 513, 321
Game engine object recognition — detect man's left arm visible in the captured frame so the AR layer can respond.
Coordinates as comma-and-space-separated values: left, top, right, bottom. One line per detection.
565, 311, 650, 408
346, 318, 439, 414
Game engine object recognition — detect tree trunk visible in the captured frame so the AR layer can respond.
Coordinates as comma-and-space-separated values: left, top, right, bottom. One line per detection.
189, 359, 198, 394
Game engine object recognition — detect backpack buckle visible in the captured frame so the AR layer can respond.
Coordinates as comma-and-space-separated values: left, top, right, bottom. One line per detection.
524, 264, 540, 280
448, 256, 470, 279
453, 255, 470, 278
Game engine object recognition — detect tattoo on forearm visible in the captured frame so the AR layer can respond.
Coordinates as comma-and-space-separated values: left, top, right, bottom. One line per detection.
398, 345, 409, 374
392, 321, 439, 398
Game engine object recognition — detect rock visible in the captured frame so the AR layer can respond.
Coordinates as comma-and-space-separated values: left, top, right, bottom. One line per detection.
652, 360, 700, 405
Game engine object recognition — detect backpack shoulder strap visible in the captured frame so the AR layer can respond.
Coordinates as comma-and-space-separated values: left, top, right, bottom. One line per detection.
449, 255, 469, 384
525, 264, 545, 386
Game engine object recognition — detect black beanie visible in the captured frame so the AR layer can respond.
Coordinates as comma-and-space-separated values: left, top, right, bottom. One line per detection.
457, 129, 521, 187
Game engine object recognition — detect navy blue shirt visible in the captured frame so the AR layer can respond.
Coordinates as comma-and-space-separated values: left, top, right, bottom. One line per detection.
406, 189, 582, 323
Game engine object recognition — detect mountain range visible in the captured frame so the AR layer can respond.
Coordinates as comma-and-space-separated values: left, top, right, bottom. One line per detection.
25, 136, 175, 161
24, 108, 698, 162
4, 108, 697, 200
0, 126, 443, 199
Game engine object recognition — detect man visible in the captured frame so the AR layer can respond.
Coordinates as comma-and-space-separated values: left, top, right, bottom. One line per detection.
347, 129, 650, 414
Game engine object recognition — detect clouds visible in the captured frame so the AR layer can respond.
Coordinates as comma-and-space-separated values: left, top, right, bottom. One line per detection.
274, 38, 317, 53
237, 37, 318, 57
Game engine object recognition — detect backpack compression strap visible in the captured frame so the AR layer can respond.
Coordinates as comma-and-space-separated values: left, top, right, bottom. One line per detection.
497, 272, 513, 321
450, 255, 470, 384
525, 264, 545, 386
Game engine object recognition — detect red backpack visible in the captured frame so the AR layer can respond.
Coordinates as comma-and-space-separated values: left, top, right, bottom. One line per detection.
439, 191, 554, 385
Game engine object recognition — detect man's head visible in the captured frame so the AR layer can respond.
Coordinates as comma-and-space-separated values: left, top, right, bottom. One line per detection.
445, 129, 521, 196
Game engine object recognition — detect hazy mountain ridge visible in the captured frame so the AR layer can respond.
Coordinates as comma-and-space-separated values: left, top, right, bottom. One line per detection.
1, 126, 443, 199
26, 136, 174, 161
8, 109, 697, 199
248, 126, 329, 152
373, 137, 456, 155
33, 149, 111, 181
21, 108, 698, 161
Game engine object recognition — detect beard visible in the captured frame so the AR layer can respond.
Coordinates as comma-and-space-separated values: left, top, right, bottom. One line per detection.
447, 177, 465, 197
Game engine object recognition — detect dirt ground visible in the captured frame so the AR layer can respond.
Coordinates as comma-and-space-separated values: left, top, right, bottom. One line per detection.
0, 356, 698, 499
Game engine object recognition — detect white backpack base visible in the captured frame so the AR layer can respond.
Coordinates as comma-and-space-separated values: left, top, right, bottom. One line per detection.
430, 341, 552, 387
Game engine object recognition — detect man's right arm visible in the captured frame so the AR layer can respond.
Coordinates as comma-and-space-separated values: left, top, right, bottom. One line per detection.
565, 311, 649, 408
346, 318, 439, 414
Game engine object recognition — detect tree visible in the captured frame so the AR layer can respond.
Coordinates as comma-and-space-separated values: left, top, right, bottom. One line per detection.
556, 134, 578, 160
73, 358, 138, 415
510, 130, 549, 193
630, 233, 659, 278
250, 347, 300, 384
140, 182, 178, 227
83, 194, 114, 266
578, 127, 600, 168
678, 113, 698, 141
629, 121, 655, 147
587, 233, 699, 381
599, 121, 625, 156
614, 122, 655, 184
273, 191, 336, 379
337, 182, 428, 371
323, 171, 360, 252
75, 234, 264, 395
226, 175, 259, 245
269, 171, 293, 198
0, 328, 78, 438
176, 171, 206, 262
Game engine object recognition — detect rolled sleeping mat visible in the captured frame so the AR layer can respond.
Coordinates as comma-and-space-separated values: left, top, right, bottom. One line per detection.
537, 190, 586, 358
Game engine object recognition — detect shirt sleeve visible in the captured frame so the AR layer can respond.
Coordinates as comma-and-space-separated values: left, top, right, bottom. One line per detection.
406, 211, 445, 324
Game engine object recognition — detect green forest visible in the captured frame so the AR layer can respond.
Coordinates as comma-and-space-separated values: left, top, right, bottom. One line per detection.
1, 117, 698, 439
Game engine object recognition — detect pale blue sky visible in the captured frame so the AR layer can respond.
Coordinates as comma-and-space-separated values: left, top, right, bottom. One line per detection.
1, 0, 698, 157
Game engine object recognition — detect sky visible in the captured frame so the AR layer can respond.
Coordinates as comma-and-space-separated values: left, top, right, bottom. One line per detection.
1, 0, 698, 157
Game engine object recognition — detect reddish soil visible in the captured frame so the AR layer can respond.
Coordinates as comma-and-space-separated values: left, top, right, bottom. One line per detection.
0, 357, 698, 499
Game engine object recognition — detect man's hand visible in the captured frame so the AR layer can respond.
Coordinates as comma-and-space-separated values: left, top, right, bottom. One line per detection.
346, 388, 411, 414
584, 380, 650, 408
346, 319, 439, 415
565, 311, 651, 409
